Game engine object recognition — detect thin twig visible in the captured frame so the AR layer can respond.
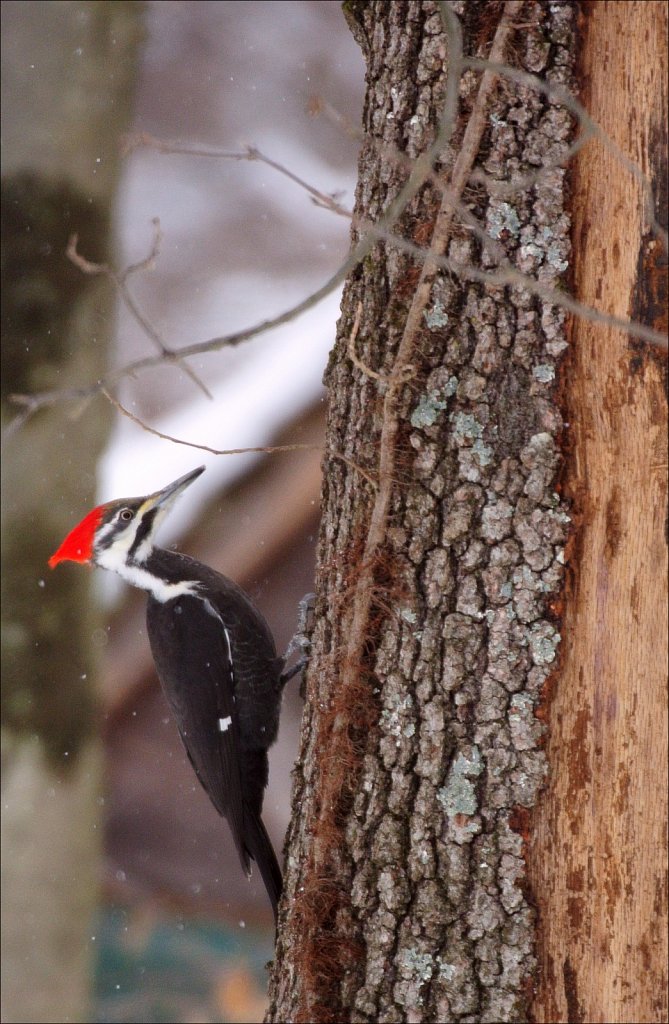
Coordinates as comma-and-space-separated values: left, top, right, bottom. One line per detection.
465, 57, 668, 252
7, 70, 485, 438
4, 386, 97, 440
4, 263, 353, 434
308, 95, 361, 141
347, 300, 417, 386
101, 389, 378, 489
67, 230, 213, 399
119, 217, 163, 279
125, 132, 352, 217
366, 224, 668, 349
316, 52, 665, 250
8, 173, 665, 443
347, 302, 390, 382
8, 7, 667, 440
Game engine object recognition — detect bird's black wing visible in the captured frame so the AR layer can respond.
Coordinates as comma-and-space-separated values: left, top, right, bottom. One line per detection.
146, 592, 248, 874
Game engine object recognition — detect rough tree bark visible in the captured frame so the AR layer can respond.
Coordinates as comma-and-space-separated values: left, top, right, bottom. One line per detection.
269, 2, 577, 1021
1, 4, 142, 1021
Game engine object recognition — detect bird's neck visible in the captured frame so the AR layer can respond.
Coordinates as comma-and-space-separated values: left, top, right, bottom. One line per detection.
96, 544, 199, 603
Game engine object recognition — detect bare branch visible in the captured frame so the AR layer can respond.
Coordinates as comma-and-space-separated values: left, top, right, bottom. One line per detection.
9, 83, 485, 436
9, 1, 666, 444
101, 388, 317, 457
307, 95, 361, 142
3, 268, 352, 435
466, 56, 668, 252
119, 216, 163, 279
66, 230, 213, 399
101, 389, 378, 489
125, 132, 352, 217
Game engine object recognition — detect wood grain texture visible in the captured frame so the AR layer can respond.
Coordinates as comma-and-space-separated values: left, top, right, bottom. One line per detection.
529, 3, 668, 1022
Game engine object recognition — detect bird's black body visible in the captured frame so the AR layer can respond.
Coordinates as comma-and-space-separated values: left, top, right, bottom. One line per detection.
49, 465, 289, 923
145, 548, 284, 919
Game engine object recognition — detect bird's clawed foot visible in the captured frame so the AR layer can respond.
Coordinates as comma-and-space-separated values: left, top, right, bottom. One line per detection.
280, 592, 315, 690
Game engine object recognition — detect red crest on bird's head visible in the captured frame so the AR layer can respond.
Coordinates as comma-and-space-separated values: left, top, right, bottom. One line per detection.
48, 466, 206, 572
48, 505, 105, 567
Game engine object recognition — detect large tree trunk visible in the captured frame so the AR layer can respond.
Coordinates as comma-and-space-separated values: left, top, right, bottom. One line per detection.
269, 2, 579, 1021
529, 4, 668, 1022
1, 4, 142, 1021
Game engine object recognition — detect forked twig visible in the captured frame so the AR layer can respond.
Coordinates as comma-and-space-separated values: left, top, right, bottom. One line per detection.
124, 132, 352, 218
67, 228, 213, 399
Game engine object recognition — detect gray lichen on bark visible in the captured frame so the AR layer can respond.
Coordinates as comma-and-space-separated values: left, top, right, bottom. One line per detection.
269, 3, 575, 1023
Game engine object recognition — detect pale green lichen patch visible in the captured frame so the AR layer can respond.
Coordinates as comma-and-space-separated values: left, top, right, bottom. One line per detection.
488, 201, 521, 239
424, 299, 449, 329
399, 607, 423, 639
399, 947, 435, 983
438, 959, 457, 981
411, 394, 448, 428
452, 412, 484, 444
438, 746, 484, 817
532, 362, 555, 383
528, 620, 561, 665
410, 375, 458, 428
381, 694, 414, 737
508, 692, 542, 751
472, 437, 494, 467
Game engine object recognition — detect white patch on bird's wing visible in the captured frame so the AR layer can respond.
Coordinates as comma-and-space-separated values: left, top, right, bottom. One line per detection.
202, 601, 232, 661
218, 716, 232, 732
223, 626, 233, 673
201, 599, 236, 690
201, 596, 222, 622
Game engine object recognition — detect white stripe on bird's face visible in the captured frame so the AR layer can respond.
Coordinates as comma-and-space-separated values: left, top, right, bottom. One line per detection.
92, 498, 197, 601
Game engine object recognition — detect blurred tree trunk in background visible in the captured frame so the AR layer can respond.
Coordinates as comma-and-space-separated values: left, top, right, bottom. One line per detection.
268, 2, 666, 1023
1, 3, 142, 1021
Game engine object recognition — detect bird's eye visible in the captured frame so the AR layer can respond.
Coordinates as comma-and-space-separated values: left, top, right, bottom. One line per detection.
119, 509, 133, 522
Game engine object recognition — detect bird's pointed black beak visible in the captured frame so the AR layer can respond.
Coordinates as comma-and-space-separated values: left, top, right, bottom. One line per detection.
146, 465, 206, 512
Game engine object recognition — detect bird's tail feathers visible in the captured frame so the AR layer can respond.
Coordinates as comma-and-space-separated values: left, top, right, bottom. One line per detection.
244, 809, 283, 925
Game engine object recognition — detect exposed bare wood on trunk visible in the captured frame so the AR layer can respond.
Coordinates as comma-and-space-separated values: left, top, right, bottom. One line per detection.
529, 3, 668, 1022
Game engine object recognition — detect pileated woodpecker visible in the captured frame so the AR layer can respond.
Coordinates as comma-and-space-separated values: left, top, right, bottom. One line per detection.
49, 465, 291, 923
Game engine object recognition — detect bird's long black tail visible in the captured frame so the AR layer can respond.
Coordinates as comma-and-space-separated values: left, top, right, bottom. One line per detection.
244, 808, 283, 924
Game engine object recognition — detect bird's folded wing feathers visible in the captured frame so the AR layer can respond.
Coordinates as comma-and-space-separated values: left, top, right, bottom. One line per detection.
147, 594, 247, 872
